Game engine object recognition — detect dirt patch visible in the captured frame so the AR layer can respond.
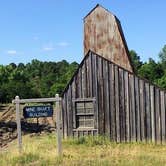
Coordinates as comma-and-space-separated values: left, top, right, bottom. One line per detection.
0, 104, 56, 148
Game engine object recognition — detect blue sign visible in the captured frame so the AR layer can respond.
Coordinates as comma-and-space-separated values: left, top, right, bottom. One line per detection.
23, 105, 53, 118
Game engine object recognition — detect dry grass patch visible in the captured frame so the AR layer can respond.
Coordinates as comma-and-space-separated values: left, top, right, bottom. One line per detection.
0, 134, 166, 165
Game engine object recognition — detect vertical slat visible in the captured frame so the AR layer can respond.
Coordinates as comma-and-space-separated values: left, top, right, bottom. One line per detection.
145, 82, 151, 141
61, 98, 64, 138
93, 54, 99, 133
67, 85, 73, 137
104, 61, 110, 136
78, 68, 82, 98
82, 62, 87, 98
115, 66, 120, 142
139, 79, 145, 141
109, 63, 116, 141
150, 85, 155, 143
75, 68, 79, 98
160, 91, 165, 144
129, 74, 136, 141
98, 57, 104, 134
119, 68, 125, 142
88, 53, 93, 97
86, 56, 90, 97
135, 76, 141, 141
124, 71, 130, 142
72, 78, 76, 129
155, 88, 161, 143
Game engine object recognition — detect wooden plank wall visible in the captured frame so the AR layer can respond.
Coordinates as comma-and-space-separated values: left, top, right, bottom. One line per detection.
62, 51, 166, 143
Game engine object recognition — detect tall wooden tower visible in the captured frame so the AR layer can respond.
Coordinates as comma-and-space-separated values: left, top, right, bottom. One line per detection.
84, 4, 134, 72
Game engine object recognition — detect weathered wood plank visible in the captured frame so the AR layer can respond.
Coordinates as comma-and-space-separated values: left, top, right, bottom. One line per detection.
124, 71, 130, 142
115, 65, 120, 142
67, 85, 73, 137
150, 85, 155, 143
78, 68, 82, 98
13, 97, 59, 104
93, 54, 99, 133
72, 78, 76, 129
139, 79, 145, 141
129, 74, 136, 141
88, 53, 93, 97
104, 60, 110, 136
160, 91, 165, 144
82, 62, 87, 98
155, 88, 161, 144
98, 57, 104, 134
109, 63, 116, 141
145, 82, 151, 141
61, 98, 65, 138
135, 76, 141, 141
119, 68, 125, 142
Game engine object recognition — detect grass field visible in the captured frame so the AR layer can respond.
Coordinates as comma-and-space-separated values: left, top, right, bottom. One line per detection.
0, 133, 166, 166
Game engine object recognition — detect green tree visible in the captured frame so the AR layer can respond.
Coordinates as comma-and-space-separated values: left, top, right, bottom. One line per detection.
159, 45, 166, 66
129, 50, 142, 73
138, 58, 163, 83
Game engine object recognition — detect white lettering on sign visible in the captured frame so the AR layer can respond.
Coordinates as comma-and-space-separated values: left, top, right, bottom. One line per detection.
23, 105, 53, 118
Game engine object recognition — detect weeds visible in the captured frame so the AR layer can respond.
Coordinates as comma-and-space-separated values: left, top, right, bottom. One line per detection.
0, 133, 166, 166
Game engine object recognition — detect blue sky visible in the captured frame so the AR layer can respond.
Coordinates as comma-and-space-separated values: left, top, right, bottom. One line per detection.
0, 0, 166, 65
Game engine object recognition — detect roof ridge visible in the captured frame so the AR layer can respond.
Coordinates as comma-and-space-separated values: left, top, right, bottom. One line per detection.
83, 4, 116, 20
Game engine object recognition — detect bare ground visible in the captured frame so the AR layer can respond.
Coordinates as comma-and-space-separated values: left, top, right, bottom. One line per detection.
0, 104, 56, 149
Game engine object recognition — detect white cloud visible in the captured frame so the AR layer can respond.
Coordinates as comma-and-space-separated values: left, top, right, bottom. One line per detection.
42, 42, 55, 51
42, 41, 70, 51
57, 42, 70, 47
6, 50, 17, 55
43, 46, 55, 51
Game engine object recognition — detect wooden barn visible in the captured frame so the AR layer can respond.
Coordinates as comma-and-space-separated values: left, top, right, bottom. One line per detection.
61, 5, 166, 144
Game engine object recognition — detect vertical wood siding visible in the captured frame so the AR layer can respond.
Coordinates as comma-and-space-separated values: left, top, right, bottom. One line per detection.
62, 52, 166, 144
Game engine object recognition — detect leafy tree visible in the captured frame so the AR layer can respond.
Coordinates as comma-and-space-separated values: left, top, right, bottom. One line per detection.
159, 45, 166, 66
0, 59, 78, 103
129, 50, 142, 73
138, 58, 163, 83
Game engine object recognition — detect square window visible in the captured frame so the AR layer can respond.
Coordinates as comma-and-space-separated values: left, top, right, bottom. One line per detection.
74, 99, 95, 128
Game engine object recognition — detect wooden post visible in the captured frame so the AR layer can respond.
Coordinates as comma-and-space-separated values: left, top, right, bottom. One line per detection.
15, 96, 22, 153
55, 94, 62, 155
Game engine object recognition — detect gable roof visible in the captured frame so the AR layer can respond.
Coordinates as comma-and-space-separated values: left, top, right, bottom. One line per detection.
84, 4, 115, 20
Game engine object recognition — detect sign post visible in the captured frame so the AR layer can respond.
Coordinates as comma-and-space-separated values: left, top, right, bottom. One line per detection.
13, 95, 62, 155
15, 96, 22, 153
56, 94, 62, 156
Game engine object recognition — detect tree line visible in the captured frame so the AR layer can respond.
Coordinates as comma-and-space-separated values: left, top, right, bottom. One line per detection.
0, 44, 166, 103
130, 45, 166, 89
0, 60, 78, 103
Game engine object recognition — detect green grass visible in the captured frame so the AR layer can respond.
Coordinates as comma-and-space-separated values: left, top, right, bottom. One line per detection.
0, 134, 166, 166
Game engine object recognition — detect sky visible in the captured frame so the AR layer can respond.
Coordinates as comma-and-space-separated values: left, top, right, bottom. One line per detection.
0, 0, 166, 65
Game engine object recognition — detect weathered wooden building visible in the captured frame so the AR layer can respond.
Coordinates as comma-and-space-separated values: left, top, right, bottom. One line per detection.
61, 5, 166, 143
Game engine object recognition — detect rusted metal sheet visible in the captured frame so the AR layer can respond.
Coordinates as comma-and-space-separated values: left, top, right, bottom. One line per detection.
84, 5, 133, 73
